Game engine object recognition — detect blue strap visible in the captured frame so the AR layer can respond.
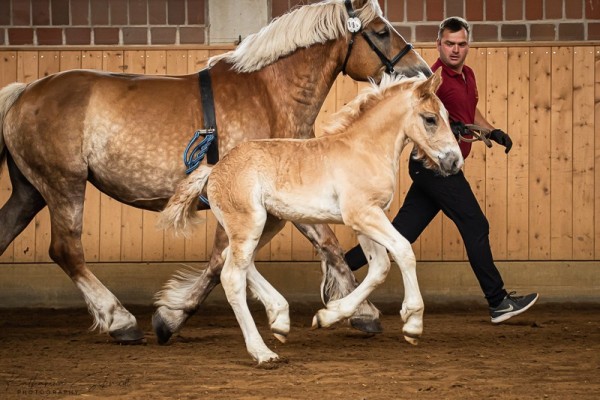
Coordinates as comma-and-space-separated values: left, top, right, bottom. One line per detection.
183, 130, 215, 175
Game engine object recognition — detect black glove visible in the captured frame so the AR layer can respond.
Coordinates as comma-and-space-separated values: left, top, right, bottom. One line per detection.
489, 129, 513, 153
450, 121, 467, 138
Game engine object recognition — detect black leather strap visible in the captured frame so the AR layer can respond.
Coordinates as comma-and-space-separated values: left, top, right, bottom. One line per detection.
199, 68, 219, 165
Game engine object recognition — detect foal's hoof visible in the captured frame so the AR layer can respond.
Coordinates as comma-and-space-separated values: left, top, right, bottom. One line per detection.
109, 326, 146, 345
152, 312, 174, 345
350, 316, 383, 334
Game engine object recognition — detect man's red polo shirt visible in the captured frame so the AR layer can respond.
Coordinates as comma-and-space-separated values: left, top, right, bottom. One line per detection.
431, 58, 479, 159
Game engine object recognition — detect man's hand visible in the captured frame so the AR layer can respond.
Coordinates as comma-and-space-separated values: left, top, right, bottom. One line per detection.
489, 129, 512, 153
450, 121, 467, 138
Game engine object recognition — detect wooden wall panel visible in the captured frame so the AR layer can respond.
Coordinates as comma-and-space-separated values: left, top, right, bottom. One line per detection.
0, 51, 17, 263
507, 48, 530, 259
0, 45, 599, 265
529, 47, 552, 259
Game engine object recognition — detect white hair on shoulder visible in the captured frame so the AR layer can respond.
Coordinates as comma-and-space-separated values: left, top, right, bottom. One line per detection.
208, 0, 383, 73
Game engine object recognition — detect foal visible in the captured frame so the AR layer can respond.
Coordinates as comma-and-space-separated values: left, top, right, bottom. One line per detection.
160, 72, 463, 365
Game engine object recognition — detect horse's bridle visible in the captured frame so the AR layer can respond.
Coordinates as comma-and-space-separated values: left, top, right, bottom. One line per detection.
341, 0, 413, 75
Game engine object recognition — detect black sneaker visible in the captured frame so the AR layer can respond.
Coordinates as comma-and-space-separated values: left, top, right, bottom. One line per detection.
490, 292, 539, 323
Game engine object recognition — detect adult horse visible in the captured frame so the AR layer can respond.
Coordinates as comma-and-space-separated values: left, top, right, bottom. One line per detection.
159, 72, 463, 365
0, 0, 430, 343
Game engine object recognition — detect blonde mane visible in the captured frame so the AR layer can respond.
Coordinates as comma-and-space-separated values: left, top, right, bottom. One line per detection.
208, 0, 383, 73
323, 73, 426, 136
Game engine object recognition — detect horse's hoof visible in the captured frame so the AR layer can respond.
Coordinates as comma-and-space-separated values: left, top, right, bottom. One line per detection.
350, 316, 383, 334
404, 335, 419, 346
272, 331, 287, 344
109, 326, 146, 345
152, 311, 174, 345
311, 315, 321, 329
256, 356, 288, 370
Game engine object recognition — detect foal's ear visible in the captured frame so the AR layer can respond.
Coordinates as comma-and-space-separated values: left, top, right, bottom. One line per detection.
416, 68, 442, 98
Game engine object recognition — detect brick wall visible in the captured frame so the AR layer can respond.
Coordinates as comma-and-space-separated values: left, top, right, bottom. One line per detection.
275, 0, 600, 42
0, 0, 598, 47
0, 0, 206, 46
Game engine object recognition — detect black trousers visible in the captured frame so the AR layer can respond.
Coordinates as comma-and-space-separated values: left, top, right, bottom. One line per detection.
344, 157, 507, 307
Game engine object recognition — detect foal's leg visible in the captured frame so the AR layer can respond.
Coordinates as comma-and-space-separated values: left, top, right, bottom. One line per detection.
293, 223, 382, 332
153, 224, 226, 344
0, 156, 46, 254
313, 209, 424, 344
153, 216, 290, 344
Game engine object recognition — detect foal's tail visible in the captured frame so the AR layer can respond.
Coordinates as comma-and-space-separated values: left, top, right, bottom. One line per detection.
0, 82, 27, 171
158, 164, 213, 236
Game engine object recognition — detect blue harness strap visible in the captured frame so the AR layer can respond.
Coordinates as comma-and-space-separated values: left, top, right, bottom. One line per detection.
181, 68, 219, 207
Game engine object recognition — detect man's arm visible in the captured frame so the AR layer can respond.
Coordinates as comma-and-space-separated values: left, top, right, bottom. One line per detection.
474, 108, 512, 153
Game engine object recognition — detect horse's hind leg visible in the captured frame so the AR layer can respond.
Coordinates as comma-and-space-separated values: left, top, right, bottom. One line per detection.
292, 223, 382, 333
0, 155, 46, 254
153, 224, 226, 344
153, 216, 289, 344
41, 183, 144, 343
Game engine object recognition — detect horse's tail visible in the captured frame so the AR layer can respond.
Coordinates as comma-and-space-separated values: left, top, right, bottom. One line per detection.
157, 164, 213, 236
0, 82, 27, 171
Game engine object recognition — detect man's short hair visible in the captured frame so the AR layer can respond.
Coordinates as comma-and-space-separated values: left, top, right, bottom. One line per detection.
438, 17, 470, 40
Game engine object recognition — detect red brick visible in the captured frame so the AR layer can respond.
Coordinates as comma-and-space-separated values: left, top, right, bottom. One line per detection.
585, 0, 600, 19
588, 23, 600, 39
37, 27, 62, 45
485, 0, 502, 20
529, 23, 556, 40
565, 0, 582, 18
180, 27, 205, 44
167, 1, 185, 25
505, 0, 523, 20
129, 0, 147, 25
465, 0, 484, 21
426, 0, 444, 21
149, 0, 167, 24
13, 1, 31, 25
65, 27, 91, 45
32, 0, 50, 25
545, 0, 562, 19
150, 27, 176, 44
387, 0, 404, 22
90, 0, 109, 25
392, 24, 412, 42
501, 24, 527, 40
407, 0, 424, 21
51, 0, 69, 25
110, 0, 128, 25
377, 0, 384, 12
8, 28, 34, 45
471, 24, 498, 41
71, 0, 89, 25
415, 24, 439, 42
94, 27, 120, 44
271, 0, 289, 19
525, 0, 543, 19
188, 0, 205, 24
558, 23, 584, 40
0, 1, 9, 25
123, 27, 148, 44
446, 0, 464, 18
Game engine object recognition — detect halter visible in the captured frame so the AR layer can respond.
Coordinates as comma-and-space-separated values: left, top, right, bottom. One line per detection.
341, 0, 413, 75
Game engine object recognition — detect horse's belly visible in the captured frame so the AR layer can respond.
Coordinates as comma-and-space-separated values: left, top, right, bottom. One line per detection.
264, 196, 342, 224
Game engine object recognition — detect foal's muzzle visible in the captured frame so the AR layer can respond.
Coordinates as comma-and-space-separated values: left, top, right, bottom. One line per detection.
438, 152, 464, 176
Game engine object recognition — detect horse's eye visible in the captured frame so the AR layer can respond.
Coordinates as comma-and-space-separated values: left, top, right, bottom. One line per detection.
376, 28, 389, 38
421, 114, 437, 126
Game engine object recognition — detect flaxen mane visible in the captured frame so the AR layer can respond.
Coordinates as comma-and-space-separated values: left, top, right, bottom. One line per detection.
208, 0, 382, 73
323, 73, 426, 136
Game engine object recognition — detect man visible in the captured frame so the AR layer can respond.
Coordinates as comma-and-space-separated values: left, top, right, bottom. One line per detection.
344, 17, 538, 323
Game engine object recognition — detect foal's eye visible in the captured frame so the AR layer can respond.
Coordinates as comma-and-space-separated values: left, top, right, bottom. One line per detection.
421, 114, 437, 126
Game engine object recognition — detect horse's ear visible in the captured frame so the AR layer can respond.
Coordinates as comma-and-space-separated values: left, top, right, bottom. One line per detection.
417, 69, 442, 98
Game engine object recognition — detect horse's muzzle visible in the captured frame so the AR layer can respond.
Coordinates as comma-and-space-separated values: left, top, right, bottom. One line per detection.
438, 152, 464, 176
